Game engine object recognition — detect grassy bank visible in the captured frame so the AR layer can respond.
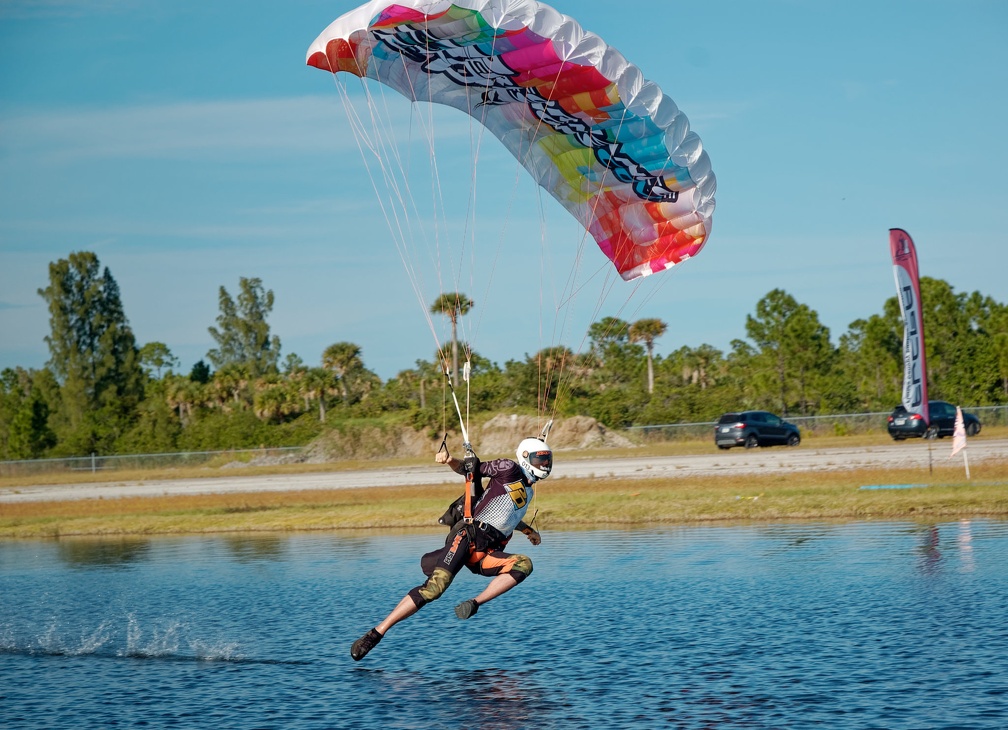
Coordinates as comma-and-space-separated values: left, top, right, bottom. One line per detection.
1, 461, 1005, 539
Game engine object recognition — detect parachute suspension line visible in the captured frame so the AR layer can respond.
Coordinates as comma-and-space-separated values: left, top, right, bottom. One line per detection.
412, 19, 458, 318
511, 58, 630, 430
456, 29, 531, 355
456, 26, 509, 355
333, 73, 435, 334
334, 75, 440, 345
389, 43, 458, 348
398, 16, 487, 382
540, 81, 673, 418
347, 35, 468, 378
570, 90, 694, 334
339, 48, 468, 371
505, 73, 579, 430
532, 182, 561, 425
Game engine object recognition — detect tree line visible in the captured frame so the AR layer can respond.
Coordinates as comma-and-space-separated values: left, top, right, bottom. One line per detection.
1, 251, 1006, 459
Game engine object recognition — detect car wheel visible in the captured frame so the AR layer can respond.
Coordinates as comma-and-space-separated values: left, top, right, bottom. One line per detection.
925, 426, 938, 440
717, 445, 731, 450
966, 422, 980, 437
744, 434, 759, 449
787, 433, 800, 447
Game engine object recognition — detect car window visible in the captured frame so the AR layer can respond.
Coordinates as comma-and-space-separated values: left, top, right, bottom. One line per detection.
718, 414, 741, 424
932, 402, 952, 418
765, 414, 781, 426
747, 412, 765, 423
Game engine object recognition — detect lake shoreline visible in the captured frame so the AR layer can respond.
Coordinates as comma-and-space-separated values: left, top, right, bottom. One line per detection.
2, 457, 1006, 538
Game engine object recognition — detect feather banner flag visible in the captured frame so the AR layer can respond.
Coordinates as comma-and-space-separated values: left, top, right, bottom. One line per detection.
951, 406, 967, 457
950, 405, 970, 479
889, 229, 929, 425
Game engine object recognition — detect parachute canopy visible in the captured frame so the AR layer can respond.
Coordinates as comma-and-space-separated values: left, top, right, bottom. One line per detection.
307, 0, 716, 281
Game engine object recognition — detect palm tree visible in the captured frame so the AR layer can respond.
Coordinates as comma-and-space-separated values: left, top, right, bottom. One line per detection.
164, 376, 204, 424
253, 380, 289, 423
212, 362, 249, 410
430, 292, 474, 387
323, 342, 364, 406
164, 375, 188, 423
302, 367, 336, 422
629, 318, 668, 395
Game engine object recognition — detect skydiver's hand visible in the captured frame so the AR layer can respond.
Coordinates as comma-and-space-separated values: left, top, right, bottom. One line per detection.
435, 451, 451, 465
525, 529, 541, 546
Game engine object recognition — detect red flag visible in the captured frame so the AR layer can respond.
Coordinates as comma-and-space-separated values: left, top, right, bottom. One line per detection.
889, 229, 929, 425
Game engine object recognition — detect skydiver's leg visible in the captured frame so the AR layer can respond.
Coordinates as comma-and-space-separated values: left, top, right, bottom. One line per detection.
352, 526, 472, 660
473, 573, 519, 603
454, 550, 533, 619
375, 594, 422, 634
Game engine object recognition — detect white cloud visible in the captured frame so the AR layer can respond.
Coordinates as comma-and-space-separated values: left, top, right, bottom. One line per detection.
0, 0, 136, 20
0, 93, 477, 166
1, 96, 353, 163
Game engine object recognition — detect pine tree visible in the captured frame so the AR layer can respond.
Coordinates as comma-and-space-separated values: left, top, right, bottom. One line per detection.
37, 252, 144, 454
207, 277, 282, 381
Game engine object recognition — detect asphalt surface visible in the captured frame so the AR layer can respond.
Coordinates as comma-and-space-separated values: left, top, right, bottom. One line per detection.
2, 438, 1005, 504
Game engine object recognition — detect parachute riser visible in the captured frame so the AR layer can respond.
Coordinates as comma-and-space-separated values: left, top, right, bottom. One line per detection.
441, 358, 481, 521
442, 358, 471, 447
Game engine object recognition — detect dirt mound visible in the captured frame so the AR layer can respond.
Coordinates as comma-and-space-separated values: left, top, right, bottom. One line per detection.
298, 424, 434, 463
475, 414, 633, 453
294, 415, 633, 463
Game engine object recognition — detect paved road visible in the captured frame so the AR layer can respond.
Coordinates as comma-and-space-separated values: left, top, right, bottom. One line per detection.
2, 439, 1005, 504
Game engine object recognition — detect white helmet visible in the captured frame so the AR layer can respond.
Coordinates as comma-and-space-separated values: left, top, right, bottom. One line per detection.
516, 437, 553, 480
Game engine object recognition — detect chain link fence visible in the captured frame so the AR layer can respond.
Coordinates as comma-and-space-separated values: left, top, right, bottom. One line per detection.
0, 447, 304, 480
2, 407, 1005, 478
625, 405, 1008, 442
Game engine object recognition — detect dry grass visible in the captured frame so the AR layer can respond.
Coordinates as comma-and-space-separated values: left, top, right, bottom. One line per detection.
2, 460, 1005, 539
7, 427, 1004, 491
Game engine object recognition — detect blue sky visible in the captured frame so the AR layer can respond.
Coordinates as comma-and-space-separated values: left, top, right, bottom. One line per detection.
2, 0, 1006, 381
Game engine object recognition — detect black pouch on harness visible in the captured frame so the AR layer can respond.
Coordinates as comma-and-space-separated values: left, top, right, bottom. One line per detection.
437, 495, 467, 528
420, 547, 443, 576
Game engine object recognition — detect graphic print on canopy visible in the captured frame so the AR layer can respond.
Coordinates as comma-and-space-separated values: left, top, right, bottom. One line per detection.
307, 0, 716, 281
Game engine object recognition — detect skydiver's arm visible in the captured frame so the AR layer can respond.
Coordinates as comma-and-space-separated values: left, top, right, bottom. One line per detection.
434, 451, 467, 476
517, 520, 541, 545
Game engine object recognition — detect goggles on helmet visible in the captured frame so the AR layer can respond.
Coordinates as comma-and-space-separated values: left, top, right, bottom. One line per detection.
528, 451, 552, 470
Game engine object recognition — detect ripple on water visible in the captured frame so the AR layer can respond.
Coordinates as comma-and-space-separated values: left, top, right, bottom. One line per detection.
2, 521, 1007, 728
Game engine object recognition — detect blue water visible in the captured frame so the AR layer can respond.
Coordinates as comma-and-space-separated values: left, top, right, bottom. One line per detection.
2, 521, 1007, 729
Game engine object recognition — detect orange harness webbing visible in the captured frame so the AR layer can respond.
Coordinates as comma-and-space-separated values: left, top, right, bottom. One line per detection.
463, 472, 474, 521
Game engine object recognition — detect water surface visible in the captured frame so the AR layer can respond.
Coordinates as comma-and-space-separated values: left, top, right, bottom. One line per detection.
2, 521, 1006, 729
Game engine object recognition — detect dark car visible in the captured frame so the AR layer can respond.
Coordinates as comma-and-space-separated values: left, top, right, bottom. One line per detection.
887, 400, 981, 440
715, 410, 801, 449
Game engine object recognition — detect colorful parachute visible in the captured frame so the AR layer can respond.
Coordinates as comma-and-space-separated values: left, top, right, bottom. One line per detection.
307, 0, 716, 281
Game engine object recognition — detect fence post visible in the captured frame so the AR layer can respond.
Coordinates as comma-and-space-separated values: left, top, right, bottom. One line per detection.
91, 452, 96, 474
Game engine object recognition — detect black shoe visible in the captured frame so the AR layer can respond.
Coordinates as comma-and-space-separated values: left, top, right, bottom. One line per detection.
454, 599, 479, 620
350, 628, 383, 661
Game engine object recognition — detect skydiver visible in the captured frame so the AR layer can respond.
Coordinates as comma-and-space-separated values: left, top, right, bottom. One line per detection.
349, 437, 551, 661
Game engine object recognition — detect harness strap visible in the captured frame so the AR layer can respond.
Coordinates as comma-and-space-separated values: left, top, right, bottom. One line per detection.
464, 474, 473, 521
462, 452, 480, 522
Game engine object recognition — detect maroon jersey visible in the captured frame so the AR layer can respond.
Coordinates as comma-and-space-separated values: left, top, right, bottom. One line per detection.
460, 458, 535, 537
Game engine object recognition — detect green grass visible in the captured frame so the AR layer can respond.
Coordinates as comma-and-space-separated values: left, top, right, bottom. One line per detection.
2, 459, 1005, 539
